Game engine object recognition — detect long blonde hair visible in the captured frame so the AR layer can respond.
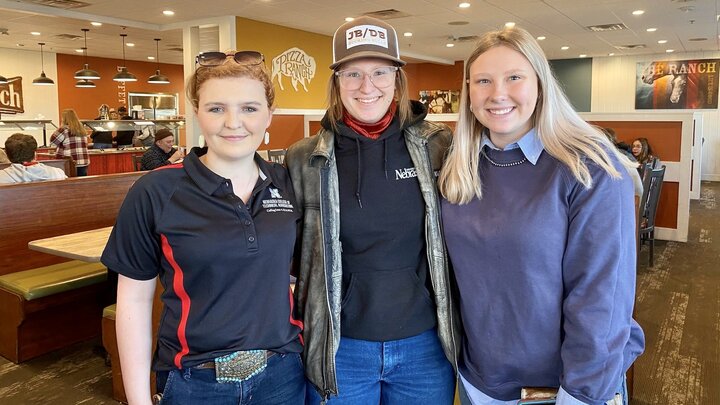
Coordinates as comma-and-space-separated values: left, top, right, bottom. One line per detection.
61, 109, 86, 138
439, 27, 635, 204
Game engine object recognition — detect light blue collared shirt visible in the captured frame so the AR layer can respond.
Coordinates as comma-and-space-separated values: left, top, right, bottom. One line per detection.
480, 128, 544, 165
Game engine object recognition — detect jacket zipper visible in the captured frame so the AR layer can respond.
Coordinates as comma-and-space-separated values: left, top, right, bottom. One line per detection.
319, 157, 336, 402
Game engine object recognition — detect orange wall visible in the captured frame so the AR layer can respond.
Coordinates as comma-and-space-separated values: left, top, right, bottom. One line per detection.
56, 53, 185, 120
267, 115, 305, 149
405, 61, 464, 100
589, 120, 682, 162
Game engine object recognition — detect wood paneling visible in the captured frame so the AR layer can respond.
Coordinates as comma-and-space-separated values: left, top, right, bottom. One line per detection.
656, 181, 679, 228
86, 151, 144, 175
267, 115, 305, 148
589, 120, 682, 161
405, 61, 464, 99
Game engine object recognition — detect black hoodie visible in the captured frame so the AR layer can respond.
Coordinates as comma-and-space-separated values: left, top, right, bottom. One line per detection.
325, 101, 437, 341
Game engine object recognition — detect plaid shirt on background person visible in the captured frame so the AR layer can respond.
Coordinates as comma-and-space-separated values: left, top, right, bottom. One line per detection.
50, 127, 90, 167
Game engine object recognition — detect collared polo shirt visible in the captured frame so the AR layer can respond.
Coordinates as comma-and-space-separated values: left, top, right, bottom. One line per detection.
102, 147, 303, 370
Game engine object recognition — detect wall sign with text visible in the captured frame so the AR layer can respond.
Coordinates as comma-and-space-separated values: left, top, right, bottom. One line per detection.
636, 59, 719, 110
271, 47, 317, 93
0, 77, 24, 115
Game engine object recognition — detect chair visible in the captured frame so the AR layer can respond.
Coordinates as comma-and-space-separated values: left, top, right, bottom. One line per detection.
267, 149, 287, 164
132, 155, 144, 171
637, 165, 666, 267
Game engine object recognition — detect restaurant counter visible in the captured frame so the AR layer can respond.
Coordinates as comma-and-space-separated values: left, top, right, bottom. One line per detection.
38, 147, 146, 175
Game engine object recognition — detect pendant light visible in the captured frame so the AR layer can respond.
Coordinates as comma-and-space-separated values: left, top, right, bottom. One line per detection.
74, 28, 100, 80
75, 79, 96, 88
148, 38, 170, 84
32, 42, 55, 86
113, 33, 137, 82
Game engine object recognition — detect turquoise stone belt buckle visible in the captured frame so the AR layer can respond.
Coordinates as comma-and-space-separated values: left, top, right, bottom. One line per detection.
214, 349, 267, 383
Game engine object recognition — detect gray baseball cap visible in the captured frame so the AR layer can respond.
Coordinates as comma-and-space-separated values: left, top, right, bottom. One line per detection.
330, 16, 406, 70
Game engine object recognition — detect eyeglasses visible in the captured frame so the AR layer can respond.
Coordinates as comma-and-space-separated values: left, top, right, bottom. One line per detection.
195, 51, 264, 67
335, 66, 399, 90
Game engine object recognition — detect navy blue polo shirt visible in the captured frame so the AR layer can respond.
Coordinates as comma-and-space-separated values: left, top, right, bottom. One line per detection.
101, 147, 303, 371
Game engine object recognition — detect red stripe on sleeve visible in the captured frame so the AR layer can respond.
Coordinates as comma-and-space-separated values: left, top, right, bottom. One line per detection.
161, 234, 192, 368
288, 287, 305, 346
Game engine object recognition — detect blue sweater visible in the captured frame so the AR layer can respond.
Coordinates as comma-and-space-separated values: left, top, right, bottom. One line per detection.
441, 132, 645, 404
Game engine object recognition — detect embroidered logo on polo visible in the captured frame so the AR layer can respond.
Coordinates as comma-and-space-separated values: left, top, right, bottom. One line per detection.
262, 188, 295, 213
346, 25, 388, 49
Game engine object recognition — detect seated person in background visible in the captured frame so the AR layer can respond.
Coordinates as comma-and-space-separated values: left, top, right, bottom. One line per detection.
0, 133, 67, 184
632, 137, 661, 173
0, 148, 9, 164
115, 106, 135, 148
603, 128, 643, 198
140, 128, 184, 170
91, 103, 114, 149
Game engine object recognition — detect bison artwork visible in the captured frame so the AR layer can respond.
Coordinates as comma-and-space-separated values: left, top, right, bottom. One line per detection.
271, 47, 317, 92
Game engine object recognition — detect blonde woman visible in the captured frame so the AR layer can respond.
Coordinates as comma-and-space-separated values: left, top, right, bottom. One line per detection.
439, 27, 644, 405
50, 109, 90, 176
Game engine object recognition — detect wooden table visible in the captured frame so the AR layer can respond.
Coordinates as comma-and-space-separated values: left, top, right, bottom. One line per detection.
28, 227, 112, 263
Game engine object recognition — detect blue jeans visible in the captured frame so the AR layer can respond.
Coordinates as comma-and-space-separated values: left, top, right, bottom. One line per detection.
76, 165, 88, 176
156, 352, 305, 405
92, 143, 112, 149
307, 328, 455, 405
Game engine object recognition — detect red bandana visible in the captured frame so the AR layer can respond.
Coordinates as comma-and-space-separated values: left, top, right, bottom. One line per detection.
342, 103, 397, 140
21, 161, 39, 167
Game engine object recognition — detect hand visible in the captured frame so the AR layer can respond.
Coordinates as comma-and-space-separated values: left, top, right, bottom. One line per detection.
169, 149, 184, 163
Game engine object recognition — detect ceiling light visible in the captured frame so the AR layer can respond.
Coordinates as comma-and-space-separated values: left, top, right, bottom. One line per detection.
163, 10, 175, 16
16, 43, 24, 47
459, 2, 471, 8
561, 46, 569, 50
75, 79, 95, 88
74, 28, 100, 80
658, 39, 668, 44
148, 38, 170, 84
113, 33, 137, 82
32, 43, 54, 86
579, 54, 587, 58
404, 32, 413, 37
126, 43, 135, 47
147, 56, 155, 60
609, 53, 615, 56
632, 10, 645, 16
537, 36, 546, 41
446, 43, 455, 47
31, 32, 40, 36
75, 49, 84, 53
91, 22, 102, 27
505, 22, 515, 28
345, 17, 354, 22
666, 49, 674, 53
646, 28, 657, 32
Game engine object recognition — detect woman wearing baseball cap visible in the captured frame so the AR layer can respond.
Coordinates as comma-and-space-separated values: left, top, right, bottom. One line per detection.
286, 16, 459, 405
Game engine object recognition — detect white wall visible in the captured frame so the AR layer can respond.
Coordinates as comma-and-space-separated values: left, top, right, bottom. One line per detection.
591, 51, 720, 181
0, 47, 59, 146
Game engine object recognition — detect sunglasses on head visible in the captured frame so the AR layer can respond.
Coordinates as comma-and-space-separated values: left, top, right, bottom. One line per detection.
195, 51, 265, 67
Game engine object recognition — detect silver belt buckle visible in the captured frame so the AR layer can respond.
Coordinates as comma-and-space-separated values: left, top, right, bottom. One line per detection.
214, 349, 267, 383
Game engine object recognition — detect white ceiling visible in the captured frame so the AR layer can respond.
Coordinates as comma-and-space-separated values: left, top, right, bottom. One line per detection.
0, 0, 717, 66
